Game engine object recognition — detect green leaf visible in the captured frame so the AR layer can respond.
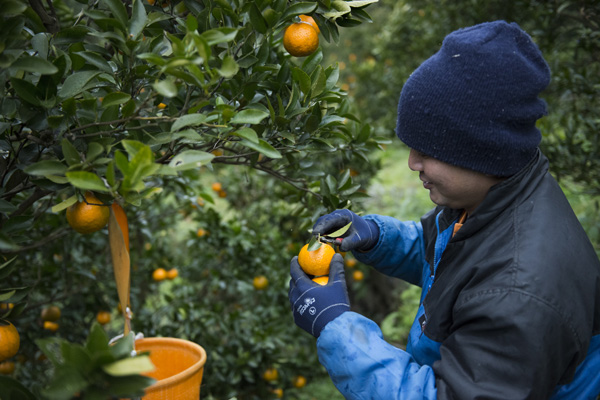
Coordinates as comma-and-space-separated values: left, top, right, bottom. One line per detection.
217, 55, 239, 78
232, 127, 258, 143
85, 323, 110, 354
103, 355, 155, 376
104, 0, 129, 28
109, 333, 135, 359
11, 56, 58, 75
239, 138, 282, 159
326, 63, 340, 90
1, 0, 27, 16
35, 337, 66, 366
346, 0, 379, 6
249, 4, 268, 34
74, 51, 113, 73
102, 92, 131, 107
324, 0, 352, 18
86, 142, 104, 163
105, 375, 155, 397
292, 67, 311, 95
201, 27, 238, 46
0, 200, 17, 214
310, 66, 327, 98
231, 109, 269, 125
52, 195, 78, 213
0, 290, 15, 302
129, 0, 147, 38
31, 33, 49, 60
24, 160, 67, 176
58, 71, 101, 99
153, 78, 178, 98
307, 236, 322, 251
66, 171, 109, 192
281, 2, 318, 21
62, 139, 81, 166
10, 78, 42, 106
0, 376, 37, 400
327, 221, 352, 237
168, 150, 214, 171
171, 113, 207, 132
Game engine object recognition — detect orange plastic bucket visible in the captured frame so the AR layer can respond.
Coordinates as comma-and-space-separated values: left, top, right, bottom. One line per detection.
135, 337, 207, 400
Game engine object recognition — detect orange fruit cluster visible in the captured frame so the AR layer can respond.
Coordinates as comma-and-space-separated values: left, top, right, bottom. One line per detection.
153, 268, 179, 281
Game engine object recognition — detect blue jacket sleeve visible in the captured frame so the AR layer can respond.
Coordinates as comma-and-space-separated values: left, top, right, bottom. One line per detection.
353, 215, 425, 287
317, 312, 437, 400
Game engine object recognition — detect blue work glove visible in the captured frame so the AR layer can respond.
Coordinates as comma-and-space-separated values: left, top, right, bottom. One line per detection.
289, 254, 350, 338
313, 209, 380, 252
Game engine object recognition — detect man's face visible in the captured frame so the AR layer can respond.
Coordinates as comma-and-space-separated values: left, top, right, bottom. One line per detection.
408, 149, 504, 214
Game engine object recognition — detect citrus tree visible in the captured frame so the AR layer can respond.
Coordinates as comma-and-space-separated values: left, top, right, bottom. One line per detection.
0, 0, 385, 398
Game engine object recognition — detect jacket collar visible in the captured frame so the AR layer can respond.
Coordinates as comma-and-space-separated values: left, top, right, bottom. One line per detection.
442, 149, 548, 240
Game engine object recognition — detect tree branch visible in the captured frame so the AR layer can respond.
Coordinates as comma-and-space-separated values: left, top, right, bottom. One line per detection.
28, 0, 60, 34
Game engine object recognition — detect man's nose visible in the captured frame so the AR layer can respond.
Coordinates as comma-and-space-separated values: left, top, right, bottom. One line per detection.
408, 149, 423, 172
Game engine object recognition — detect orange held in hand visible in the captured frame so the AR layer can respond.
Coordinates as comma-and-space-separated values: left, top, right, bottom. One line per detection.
283, 20, 319, 57
66, 192, 110, 234
312, 276, 329, 285
0, 320, 20, 362
298, 243, 335, 276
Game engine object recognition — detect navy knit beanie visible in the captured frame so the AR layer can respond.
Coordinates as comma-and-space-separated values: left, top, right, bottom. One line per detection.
396, 21, 551, 176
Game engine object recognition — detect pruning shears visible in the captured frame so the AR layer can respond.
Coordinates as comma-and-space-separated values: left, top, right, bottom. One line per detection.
316, 235, 343, 247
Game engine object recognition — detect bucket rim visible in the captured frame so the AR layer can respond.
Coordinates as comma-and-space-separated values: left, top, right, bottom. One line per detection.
135, 337, 207, 390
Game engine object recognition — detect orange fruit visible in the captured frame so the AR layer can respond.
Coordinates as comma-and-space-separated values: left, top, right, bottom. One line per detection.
167, 268, 179, 280
0, 360, 15, 375
217, 189, 227, 198
299, 14, 320, 34
344, 258, 357, 268
0, 303, 14, 311
312, 276, 329, 285
96, 311, 111, 325
197, 228, 208, 237
66, 192, 110, 234
43, 321, 59, 332
111, 203, 129, 251
211, 149, 224, 157
283, 21, 319, 57
298, 243, 335, 276
253, 275, 269, 290
353, 270, 364, 281
263, 367, 278, 382
152, 268, 167, 281
41, 305, 61, 322
0, 321, 19, 362
211, 182, 222, 192
292, 374, 307, 388
271, 388, 283, 398
157, 102, 167, 109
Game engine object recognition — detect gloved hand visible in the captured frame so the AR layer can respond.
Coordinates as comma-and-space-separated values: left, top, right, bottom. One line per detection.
313, 209, 380, 252
289, 253, 350, 338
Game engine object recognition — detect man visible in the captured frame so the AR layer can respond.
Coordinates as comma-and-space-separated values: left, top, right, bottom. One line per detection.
288, 20, 600, 399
